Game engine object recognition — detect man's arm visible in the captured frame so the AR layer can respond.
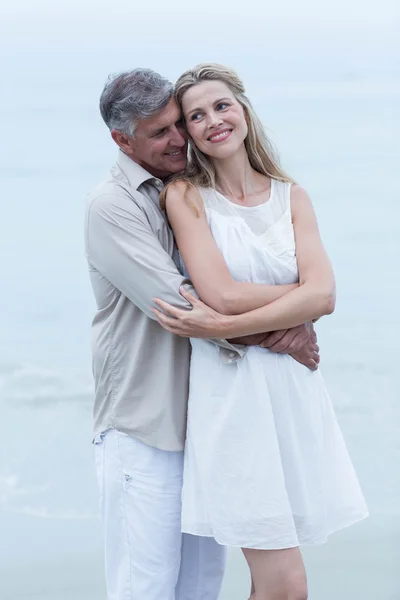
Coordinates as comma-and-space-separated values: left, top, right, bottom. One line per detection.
86, 191, 320, 369
86, 192, 246, 359
86, 193, 193, 317
222, 323, 320, 370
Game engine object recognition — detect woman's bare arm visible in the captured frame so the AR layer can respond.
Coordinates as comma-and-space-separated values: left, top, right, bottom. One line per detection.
165, 181, 298, 315
153, 185, 335, 338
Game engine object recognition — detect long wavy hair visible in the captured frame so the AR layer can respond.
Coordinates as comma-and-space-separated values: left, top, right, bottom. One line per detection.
160, 63, 294, 210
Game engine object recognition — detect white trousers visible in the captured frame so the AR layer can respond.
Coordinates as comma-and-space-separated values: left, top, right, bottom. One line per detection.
94, 429, 227, 600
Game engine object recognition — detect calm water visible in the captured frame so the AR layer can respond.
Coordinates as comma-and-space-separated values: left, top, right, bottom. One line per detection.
0, 41, 399, 599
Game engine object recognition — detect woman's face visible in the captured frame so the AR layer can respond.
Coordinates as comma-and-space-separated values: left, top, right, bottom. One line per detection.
181, 80, 248, 159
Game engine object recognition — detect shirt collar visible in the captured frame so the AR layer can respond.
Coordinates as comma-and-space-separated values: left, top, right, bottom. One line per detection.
116, 149, 164, 194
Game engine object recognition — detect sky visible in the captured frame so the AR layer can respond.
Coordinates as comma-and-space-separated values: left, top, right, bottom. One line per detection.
1, 0, 398, 85
2, 0, 399, 39
2, 0, 399, 25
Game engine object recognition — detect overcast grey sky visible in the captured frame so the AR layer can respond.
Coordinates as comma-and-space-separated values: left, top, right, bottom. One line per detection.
2, 0, 399, 32
2, 0, 398, 25
1, 0, 398, 85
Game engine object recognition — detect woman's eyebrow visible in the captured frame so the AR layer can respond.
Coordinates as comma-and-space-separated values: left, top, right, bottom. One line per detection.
214, 97, 231, 104
186, 106, 203, 117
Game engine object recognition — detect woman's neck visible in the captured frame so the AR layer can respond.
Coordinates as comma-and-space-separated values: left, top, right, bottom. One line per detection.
213, 145, 267, 203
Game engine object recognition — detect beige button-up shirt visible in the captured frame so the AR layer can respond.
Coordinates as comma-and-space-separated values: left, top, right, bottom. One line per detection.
85, 150, 245, 451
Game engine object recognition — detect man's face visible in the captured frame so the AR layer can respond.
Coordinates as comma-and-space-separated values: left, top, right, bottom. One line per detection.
124, 98, 188, 179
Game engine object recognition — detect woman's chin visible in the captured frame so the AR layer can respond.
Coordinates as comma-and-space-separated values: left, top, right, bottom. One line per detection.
203, 144, 239, 160
196, 137, 245, 161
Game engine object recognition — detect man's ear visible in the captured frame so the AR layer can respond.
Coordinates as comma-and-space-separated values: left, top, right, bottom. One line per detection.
111, 130, 135, 157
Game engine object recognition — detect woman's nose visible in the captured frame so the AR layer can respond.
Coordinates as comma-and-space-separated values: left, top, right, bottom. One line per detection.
208, 114, 223, 129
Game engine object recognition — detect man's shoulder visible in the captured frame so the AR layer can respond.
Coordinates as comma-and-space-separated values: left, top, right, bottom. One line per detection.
86, 167, 148, 215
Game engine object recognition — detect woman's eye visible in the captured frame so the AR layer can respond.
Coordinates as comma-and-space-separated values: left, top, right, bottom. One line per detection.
217, 103, 229, 111
190, 113, 202, 121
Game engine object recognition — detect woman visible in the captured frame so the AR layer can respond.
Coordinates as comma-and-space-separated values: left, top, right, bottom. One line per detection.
153, 64, 368, 600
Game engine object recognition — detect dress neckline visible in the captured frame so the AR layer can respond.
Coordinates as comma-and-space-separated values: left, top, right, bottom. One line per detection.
214, 177, 275, 210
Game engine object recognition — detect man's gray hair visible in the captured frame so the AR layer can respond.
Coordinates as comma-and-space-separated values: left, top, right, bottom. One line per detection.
99, 68, 174, 137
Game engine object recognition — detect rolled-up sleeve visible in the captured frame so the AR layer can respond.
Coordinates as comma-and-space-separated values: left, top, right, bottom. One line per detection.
86, 192, 246, 362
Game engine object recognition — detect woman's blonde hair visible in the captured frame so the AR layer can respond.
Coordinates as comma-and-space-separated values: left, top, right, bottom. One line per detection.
160, 63, 294, 209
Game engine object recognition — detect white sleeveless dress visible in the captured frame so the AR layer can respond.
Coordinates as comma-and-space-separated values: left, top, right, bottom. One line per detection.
181, 179, 368, 549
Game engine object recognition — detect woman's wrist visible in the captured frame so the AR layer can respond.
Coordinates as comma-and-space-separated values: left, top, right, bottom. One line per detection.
215, 312, 253, 339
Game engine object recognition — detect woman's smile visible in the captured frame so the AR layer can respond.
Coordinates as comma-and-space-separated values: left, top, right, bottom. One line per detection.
207, 128, 233, 143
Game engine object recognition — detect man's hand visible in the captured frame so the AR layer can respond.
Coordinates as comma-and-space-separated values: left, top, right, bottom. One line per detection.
260, 323, 320, 371
290, 339, 320, 371
152, 288, 226, 338
152, 289, 270, 345
260, 323, 311, 352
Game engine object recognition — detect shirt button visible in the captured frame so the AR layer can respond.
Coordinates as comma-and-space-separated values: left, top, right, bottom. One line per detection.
229, 352, 235, 358
227, 358, 233, 363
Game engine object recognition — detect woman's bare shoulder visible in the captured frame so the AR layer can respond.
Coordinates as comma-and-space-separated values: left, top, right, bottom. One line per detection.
290, 184, 310, 202
290, 184, 315, 216
165, 180, 205, 217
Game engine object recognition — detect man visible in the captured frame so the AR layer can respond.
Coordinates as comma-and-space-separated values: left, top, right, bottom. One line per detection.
85, 69, 319, 600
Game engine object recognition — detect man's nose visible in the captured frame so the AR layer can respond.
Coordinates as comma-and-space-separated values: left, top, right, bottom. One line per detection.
170, 125, 187, 147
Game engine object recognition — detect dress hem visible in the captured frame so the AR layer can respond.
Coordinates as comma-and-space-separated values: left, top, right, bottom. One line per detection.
181, 510, 369, 550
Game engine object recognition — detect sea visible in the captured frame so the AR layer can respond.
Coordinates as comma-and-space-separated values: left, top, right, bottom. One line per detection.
0, 21, 399, 600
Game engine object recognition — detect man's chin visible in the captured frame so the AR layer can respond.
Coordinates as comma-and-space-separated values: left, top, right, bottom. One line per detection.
165, 159, 187, 175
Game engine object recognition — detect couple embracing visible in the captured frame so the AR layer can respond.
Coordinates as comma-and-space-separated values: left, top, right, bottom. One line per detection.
85, 64, 368, 600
